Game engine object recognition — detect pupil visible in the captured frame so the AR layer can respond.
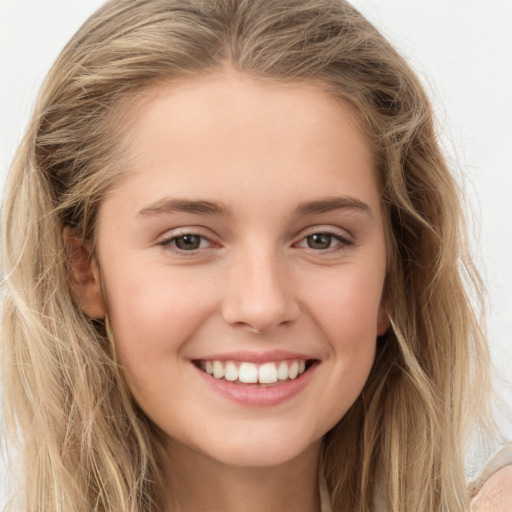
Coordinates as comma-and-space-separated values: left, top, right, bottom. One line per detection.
176, 235, 200, 250
307, 234, 331, 249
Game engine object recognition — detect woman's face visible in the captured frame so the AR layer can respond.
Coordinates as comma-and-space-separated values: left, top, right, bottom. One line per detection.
91, 72, 388, 468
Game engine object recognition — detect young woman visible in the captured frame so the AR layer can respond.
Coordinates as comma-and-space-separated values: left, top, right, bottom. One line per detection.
1, 0, 506, 510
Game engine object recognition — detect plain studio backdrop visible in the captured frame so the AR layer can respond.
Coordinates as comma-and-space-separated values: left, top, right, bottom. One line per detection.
0, 0, 511, 504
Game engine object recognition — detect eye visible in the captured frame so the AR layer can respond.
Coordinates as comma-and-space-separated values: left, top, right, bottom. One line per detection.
160, 233, 212, 251
306, 233, 336, 250
295, 230, 352, 251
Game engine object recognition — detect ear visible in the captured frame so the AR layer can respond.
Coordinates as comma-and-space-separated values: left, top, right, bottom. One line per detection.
377, 309, 390, 336
377, 298, 392, 336
63, 227, 106, 319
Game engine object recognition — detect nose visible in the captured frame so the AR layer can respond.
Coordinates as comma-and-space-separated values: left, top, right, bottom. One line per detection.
221, 250, 300, 334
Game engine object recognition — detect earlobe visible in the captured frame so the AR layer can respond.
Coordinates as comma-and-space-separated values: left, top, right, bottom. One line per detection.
377, 304, 391, 336
63, 227, 106, 319
377, 314, 389, 336
377, 282, 393, 336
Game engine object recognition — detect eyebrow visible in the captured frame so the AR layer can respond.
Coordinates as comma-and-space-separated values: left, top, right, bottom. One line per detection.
137, 195, 371, 218
293, 196, 371, 216
138, 198, 229, 217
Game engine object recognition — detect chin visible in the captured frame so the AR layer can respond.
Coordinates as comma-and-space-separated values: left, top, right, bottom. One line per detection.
195, 424, 323, 469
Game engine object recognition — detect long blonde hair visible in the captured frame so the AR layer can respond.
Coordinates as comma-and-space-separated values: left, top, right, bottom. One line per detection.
2, 0, 491, 510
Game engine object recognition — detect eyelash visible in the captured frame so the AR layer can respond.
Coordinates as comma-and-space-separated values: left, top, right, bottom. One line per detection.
157, 228, 353, 254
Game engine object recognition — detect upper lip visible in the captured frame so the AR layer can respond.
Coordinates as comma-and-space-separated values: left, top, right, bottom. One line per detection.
192, 350, 317, 364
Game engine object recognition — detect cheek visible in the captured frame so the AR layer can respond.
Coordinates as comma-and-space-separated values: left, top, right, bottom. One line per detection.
103, 266, 219, 377
304, 263, 384, 342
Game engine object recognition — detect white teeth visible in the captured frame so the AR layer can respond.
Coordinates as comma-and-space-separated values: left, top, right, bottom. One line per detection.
288, 361, 299, 379
200, 359, 309, 384
239, 362, 258, 383
224, 361, 238, 382
213, 360, 224, 379
258, 362, 278, 384
277, 361, 289, 381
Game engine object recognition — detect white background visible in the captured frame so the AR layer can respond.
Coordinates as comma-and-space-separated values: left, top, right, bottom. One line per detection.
1, 0, 511, 504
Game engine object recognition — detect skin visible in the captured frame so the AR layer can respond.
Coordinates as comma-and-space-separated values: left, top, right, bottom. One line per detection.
471, 466, 512, 512
74, 71, 388, 512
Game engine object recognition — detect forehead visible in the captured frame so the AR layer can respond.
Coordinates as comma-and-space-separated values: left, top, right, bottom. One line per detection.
102, 71, 380, 221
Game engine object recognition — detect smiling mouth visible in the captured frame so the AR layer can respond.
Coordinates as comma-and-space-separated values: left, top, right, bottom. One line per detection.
193, 359, 316, 386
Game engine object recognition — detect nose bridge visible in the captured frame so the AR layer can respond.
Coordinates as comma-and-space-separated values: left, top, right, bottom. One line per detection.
222, 243, 299, 333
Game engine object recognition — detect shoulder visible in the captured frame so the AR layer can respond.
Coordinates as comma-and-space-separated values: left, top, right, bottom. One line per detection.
470, 465, 512, 511
470, 442, 512, 512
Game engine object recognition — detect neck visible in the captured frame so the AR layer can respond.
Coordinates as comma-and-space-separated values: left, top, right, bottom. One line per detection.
159, 439, 323, 512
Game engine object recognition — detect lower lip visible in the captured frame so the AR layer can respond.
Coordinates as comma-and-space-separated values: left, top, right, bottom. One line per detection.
193, 363, 317, 406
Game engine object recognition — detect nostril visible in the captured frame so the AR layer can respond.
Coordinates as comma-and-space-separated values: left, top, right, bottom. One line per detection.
222, 301, 300, 334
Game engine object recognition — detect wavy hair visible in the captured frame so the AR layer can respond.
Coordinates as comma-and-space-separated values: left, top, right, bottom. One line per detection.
1, 0, 491, 510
